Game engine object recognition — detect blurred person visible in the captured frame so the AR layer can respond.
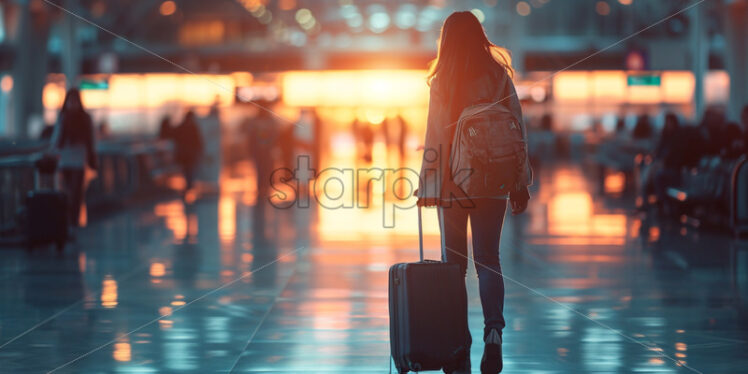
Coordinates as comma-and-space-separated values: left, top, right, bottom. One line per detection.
415, 11, 531, 374
700, 107, 727, 156
310, 109, 322, 171
277, 121, 296, 171
383, 114, 409, 165
247, 102, 280, 199
294, 109, 317, 171
396, 114, 408, 164
39, 124, 55, 140
632, 113, 653, 139
649, 113, 682, 203
51, 88, 98, 230
615, 115, 626, 134
540, 113, 553, 132
353, 118, 374, 164
97, 121, 111, 140
740, 104, 748, 150
722, 122, 745, 159
158, 116, 173, 140
173, 110, 204, 196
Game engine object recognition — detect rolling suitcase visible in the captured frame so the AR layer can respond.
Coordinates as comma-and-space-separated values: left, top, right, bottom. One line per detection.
389, 206, 468, 373
25, 155, 68, 252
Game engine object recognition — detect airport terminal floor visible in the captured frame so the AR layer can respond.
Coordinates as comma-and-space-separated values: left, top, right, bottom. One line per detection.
1, 162, 747, 373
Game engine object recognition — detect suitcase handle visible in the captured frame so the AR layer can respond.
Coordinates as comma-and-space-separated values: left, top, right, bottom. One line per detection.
418, 205, 424, 262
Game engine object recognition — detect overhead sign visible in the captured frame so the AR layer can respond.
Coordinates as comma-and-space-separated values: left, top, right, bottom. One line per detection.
79, 79, 109, 90
627, 74, 661, 86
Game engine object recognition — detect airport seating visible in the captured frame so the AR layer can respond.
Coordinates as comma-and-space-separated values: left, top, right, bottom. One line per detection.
731, 156, 748, 236
0, 137, 178, 235
594, 137, 655, 193
660, 156, 743, 229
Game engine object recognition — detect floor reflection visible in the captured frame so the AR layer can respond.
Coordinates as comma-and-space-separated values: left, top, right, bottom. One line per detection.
0, 161, 746, 373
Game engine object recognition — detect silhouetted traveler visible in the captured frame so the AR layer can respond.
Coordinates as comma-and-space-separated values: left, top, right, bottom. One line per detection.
415, 12, 531, 374
173, 111, 204, 194
384, 114, 409, 164
397, 115, 408, 164
740, 104, 748, 152
158, 116, 173, 140
353, 118, 374, 164
51, 88, 97, 229
247, 102, 279, 199
632, 114, 653, 139
651, 113, 682, 202
39, 125, 55, 140
540, 113, 553, 132
700, 108, 727, 156
615, 115, 626, 134
723, 122, 745, 159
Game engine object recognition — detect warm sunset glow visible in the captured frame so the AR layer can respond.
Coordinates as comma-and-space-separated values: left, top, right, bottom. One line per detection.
553, 72, 591, 101
281, 70, 429, 108
44, 74, 235, 112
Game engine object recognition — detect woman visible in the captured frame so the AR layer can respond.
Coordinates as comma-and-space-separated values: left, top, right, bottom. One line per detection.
52, 88, 98, 230
416, 12, 531, 374
173, 110, 204, 195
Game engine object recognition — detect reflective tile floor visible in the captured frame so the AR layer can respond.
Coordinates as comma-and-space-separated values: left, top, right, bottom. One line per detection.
1, 163, 748, 373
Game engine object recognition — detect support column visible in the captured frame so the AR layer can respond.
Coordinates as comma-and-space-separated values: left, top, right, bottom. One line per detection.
60, 0, 81, 88
11, 1, 51, 139
723, 0, 748, 123
689, 3, 707, 122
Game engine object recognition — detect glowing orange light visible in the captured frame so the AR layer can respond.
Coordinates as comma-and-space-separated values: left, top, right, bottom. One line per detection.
0, 76, 13, 92
101, 275, 118, 308
604, 172, 626, 194
218, 194, 236, 243
596, 1, 611, 15
78, 252, 87, 273
154, 201, 187, 242
649, 358, 665, 365
553, 72, 591, 101
281, 70, 429, 108
648, 226, 660, 242
159, 1, 176, 16
279, 0, 296, 10
150, 262, 166, 277
113, 342, 131, 362
516, 1, 531, 16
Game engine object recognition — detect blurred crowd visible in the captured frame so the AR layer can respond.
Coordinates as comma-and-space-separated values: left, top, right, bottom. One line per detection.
585, 104, 748, 228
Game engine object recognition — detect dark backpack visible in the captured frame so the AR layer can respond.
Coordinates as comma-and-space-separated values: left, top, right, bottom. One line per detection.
449, 102, 529, 197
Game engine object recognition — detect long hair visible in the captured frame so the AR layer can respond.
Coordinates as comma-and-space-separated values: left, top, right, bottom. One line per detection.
427, 11, 513, 87
61, 88, 84, 115
58, 88, 90, 146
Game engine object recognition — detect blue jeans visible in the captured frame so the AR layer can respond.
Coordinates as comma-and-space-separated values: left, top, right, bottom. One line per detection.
439, 198, 507, 345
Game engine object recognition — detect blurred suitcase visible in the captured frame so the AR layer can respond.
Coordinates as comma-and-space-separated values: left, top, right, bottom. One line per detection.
389, 207, 468, 373
25, 155, 68, 252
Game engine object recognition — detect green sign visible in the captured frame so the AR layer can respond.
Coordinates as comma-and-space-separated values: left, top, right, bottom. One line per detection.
79, 79, 109, 90
627, 75, 661, 86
